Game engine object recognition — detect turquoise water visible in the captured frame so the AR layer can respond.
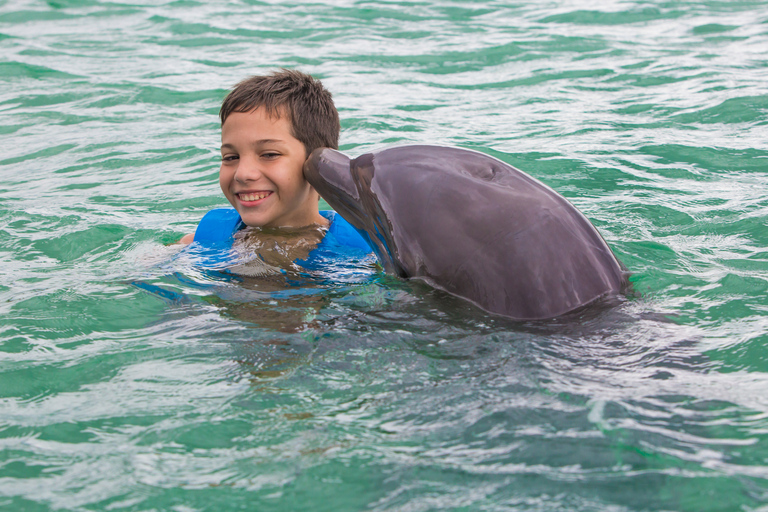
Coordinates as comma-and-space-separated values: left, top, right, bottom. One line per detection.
2, 0, 768, 510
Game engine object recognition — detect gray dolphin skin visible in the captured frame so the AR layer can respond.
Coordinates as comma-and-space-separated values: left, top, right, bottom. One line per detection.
304, 145, 629, 320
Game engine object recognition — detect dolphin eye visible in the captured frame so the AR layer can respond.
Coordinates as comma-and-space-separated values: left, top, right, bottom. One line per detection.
468, 165, 498, 181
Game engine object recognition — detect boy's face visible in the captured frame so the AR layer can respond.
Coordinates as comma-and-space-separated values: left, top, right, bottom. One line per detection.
219, 108, 323, 228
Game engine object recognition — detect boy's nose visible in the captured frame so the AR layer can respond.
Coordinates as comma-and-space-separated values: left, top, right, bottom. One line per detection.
234, 156, 264, 182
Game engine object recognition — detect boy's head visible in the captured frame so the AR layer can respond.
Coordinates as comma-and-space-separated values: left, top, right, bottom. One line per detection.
218, 70, 338, 228
220, 69, 340, 158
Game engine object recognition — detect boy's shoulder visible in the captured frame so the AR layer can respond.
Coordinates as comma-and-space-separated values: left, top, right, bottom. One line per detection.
193, 208, 245, 244
189, 207, 371, 255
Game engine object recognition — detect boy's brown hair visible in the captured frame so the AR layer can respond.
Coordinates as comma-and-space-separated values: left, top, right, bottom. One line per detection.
220, 69, 340, 157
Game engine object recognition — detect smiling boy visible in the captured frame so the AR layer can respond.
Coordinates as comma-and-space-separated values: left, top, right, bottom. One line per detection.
180, 69, 340, 244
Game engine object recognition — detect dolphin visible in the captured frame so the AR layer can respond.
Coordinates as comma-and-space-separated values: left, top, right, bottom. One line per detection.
303, 145, 629, 320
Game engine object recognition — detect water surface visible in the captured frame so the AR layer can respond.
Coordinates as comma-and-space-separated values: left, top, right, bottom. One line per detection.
2, 0, 768, 510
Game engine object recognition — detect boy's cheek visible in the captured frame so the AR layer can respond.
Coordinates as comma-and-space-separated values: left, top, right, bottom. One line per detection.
218, 172, 236, 206
218, 168, 230, 191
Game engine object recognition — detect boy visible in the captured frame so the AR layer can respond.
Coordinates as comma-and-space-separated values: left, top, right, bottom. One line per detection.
179, 69, 341, 245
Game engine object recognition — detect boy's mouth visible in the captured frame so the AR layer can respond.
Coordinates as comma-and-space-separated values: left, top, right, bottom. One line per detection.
237, 191, 272, 202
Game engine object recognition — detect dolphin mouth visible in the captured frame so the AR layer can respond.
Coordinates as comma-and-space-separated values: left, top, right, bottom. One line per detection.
304, 148, 402, 275
304, 148, 359, 201
304, 148, 373, 237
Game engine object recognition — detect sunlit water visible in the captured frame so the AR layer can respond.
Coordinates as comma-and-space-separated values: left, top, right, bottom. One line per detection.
2, 0, 768, 510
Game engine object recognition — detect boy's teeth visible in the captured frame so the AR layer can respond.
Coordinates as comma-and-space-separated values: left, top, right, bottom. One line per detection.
239, 192, 270, 201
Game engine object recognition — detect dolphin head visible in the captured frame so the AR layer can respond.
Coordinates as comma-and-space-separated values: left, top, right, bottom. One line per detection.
306, 145, 628, 320
304, 148, 404, 275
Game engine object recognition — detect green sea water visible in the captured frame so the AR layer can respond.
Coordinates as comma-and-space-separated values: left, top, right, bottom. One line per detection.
2, 0, 768, 510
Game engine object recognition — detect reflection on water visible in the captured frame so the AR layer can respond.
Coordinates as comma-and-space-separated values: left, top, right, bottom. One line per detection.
229, 223, 328, 277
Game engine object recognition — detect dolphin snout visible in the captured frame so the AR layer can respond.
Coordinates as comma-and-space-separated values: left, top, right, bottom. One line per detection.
304, 148, 358, 200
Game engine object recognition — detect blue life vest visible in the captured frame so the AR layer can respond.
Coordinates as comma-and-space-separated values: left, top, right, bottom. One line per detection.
189, 208, 373, 269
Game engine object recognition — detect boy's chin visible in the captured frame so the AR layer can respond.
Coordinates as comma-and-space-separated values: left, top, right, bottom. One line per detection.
238, 213, 270, 228
242, 212, 326, 230
238, 210, 291, 229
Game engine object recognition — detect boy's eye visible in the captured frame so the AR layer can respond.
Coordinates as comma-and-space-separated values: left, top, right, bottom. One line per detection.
261, 152, 280, 159
221, 155, 239, 162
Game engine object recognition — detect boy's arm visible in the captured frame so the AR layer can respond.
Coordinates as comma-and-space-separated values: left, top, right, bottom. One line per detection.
178, 233, 195, 244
